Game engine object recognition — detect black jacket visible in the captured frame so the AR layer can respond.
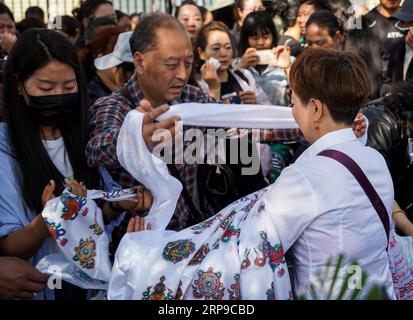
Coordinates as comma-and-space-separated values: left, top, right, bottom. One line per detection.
384, 39, 413, 85
361, 101, 407, 194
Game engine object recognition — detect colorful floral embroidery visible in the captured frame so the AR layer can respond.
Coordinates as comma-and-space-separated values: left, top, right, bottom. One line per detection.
220, 224, 240, 243
240, 232, 285, 274
44, 218, 68, 246
60, 193, 86, 221
192, 267, 225, 300
258, 231, 285, 273
188, 244, 210, 266
73, 237, 96, 269
89, 222, 103, 235
241, 249, 252, 270
191, 216, 218, 234
228, 273, 241, 300
162, 239, 196, 264
266, 281, 276, 300
240, 194, 260, 213
142, 276, 173, 300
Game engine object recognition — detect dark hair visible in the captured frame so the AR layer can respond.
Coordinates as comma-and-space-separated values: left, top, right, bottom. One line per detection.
329, 0, 353, 29
130, 13, 187, 54
73, 0, 113, 32
305, 10, 344, 38
84, 15, 117, 41
116, 10, 128, 20
199, 6, 213, 22
129, 12, 142, 19
299, 0, 332, 11
79, 25, 126, 81
197, 21, 232, 51
3, 29, 99, 213
194, 21, 232, 74
0, 3, 15, 22
234, 0, 245, 22
383, 80, 413, 117
16, 18, 45, 34
53, 15, 80, 38
239, 11, 278, 56
270, 0, 300, 30
117, 62, 135, 83
290, 48, 370, 125
25, 6, 45, 22
175, 0, 202, 19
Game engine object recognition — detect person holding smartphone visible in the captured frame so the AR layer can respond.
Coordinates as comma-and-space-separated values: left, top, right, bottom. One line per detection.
238, 11, 293, 107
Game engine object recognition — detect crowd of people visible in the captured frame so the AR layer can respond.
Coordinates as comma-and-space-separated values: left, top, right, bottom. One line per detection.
0, 0, 412, 300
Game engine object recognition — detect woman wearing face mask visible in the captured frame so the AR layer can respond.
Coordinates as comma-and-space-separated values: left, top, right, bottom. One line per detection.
238, 11, 293, 107
195, 21, 269, 105
305, 10, 346, 50
0, 29, 151, 299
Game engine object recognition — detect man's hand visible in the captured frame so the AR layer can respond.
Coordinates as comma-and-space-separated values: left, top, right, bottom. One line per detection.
127, 216, 152, 233
0, 257, 48, 300
111, 186, 153, 213
0, 32, 17, 55
239, 90, 257, 104
138, 100, 181, 151
237, 48, 258, 69
352, 113, 367, 138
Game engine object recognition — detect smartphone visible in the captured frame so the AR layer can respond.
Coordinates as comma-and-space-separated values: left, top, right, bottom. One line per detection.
222, 92, 241, 104
256, 50, 277, 65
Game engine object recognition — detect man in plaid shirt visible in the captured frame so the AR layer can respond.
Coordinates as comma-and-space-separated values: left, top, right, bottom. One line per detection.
86, 13, 299, 234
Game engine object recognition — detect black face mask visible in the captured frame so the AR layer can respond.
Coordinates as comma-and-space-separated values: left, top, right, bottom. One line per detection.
24, 89, 79, 126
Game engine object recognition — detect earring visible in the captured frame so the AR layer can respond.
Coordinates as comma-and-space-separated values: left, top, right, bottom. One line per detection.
314, 120, 319, 129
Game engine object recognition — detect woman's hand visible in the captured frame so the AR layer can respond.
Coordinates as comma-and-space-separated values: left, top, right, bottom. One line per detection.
270, 45, 292, 69
201, 61, 220, 89
352, 113, 367, 138
237, 48, 258, 69
201, 61, 221, 100
41, 180, 56, 208
64, 178, 87, 197
239, 90, 257, 104
127, 216, 152, 233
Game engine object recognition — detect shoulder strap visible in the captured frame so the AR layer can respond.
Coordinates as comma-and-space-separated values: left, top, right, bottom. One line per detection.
318, 149, 390, 248
233, 69, 250, 85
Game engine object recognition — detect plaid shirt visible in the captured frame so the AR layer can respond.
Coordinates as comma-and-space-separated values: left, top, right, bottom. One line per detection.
87, 73, 300, 230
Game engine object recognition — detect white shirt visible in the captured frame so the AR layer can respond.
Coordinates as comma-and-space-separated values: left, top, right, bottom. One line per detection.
404, 43, 413, 80
264, 128, 395, 299
42, 137, 74, 179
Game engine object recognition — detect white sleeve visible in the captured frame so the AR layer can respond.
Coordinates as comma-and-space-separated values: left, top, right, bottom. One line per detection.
238, 69, 272, 105
263, 165, 317, 251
